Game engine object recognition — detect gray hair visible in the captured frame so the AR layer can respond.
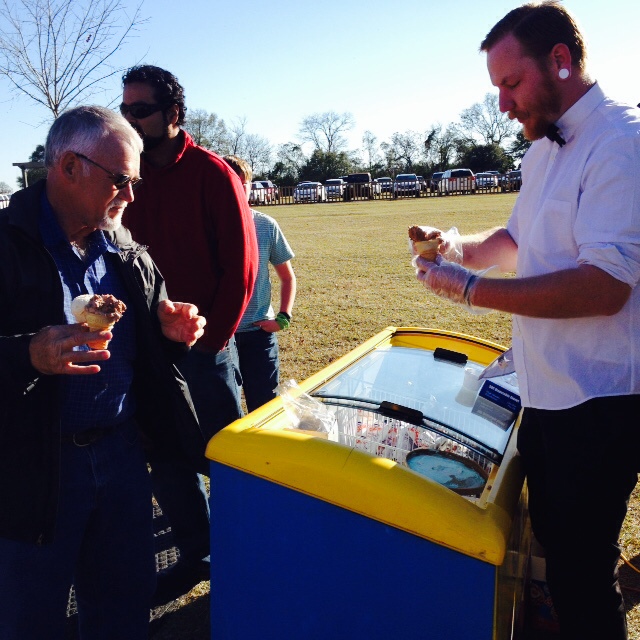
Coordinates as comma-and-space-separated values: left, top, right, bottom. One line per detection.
45, 105, 143, 168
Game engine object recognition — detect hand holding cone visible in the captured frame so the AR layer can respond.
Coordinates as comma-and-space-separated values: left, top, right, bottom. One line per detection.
71, 294, 126, 349
408, 225, 443, 261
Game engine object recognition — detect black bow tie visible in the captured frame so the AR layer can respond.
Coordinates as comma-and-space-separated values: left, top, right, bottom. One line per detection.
546, 123, 566, 147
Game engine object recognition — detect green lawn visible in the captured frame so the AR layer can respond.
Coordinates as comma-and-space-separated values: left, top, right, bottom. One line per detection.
273, 193, 516, 384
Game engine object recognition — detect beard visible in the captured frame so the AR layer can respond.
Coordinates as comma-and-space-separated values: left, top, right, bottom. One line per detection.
98, 198, 128, 231
129, 118, 171, 152
512, 72, 562, 141
141, 129, 169, 151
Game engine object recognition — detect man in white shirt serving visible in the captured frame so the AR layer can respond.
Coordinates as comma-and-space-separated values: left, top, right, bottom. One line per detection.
414, 3, 640, 639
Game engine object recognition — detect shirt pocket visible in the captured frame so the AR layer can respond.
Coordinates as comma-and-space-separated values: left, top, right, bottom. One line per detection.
527, 198, 577, 261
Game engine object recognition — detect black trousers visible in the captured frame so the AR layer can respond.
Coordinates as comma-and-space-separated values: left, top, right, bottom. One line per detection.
518, 395, 640, 640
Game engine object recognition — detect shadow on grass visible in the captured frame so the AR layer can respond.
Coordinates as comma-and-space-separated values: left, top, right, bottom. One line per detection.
620, 552, 640, 610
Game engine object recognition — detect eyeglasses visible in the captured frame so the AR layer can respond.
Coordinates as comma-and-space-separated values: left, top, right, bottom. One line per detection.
73, 152, 142, 191
119, 102, 169, 119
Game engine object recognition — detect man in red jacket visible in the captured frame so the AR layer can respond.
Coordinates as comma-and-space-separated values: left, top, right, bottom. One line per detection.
121, 65, 258, 603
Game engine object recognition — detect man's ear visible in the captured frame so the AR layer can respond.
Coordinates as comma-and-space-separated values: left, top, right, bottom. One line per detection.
60, 151, 82, 184
550, 42, 572, 77
167, 104, 180, 126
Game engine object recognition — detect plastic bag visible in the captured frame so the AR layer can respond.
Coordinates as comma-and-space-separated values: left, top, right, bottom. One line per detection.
276, 379, 336, 433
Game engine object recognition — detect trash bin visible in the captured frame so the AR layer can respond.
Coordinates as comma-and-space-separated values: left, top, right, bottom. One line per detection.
206, 327, 531, 640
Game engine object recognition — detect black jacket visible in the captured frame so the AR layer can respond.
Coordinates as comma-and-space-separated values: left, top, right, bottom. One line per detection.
0, 181, 207, 544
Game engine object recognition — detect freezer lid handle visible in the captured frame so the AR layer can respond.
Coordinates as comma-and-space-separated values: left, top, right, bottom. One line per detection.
378, 400, 424, 424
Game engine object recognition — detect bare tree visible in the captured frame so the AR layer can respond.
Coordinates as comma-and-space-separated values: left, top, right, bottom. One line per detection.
298, 111, 354, 153
184, 108, 228, 152
226, 116, 247, 155
0, 0, 146, 118
275, 142, 306, 179
457, 93, 519, 146
361, 130, 378, 172
384, 131, 421, 172
243, 133, 272, 176
422, 124, 457, 170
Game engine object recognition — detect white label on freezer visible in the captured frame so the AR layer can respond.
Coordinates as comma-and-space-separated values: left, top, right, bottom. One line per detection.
471, 380, 522, 431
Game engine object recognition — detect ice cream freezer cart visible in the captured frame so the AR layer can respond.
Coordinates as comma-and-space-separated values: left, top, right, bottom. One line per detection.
206, 327, 531, 640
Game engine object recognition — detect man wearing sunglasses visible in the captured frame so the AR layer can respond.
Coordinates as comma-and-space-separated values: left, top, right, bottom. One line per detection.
0, 105, 207, 639
120, 65, 259, 604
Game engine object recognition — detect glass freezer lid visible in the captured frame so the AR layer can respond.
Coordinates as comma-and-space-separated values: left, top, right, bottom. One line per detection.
311, 344, 520, 459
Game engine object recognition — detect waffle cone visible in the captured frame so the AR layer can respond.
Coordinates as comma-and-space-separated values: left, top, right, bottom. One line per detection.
413, 238, 441, 261
84, 317, 115, 350
87, 336, 111, 350
84, 316, 115, 332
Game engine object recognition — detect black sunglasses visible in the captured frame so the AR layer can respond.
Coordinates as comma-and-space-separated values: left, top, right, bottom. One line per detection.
73, 152, 142, 191
119, 102, 169, 119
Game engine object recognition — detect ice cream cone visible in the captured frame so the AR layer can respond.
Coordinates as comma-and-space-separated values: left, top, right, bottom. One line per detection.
413, 238, 442, 261
84, 317, 116, 349
71, 293, 126, 350
408, 225, 443, 262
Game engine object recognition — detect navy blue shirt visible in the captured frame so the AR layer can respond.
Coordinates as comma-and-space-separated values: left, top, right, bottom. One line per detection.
39, 194, 137, 432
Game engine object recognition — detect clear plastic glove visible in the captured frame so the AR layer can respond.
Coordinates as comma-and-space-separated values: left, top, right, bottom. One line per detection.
441, 226, 463, 264
414, 255, 494, 315
408, 226, 463, 264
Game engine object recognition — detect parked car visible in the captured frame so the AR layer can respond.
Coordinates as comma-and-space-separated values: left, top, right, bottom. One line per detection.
293, 181, 327, 203
259, 179, 279, 201
501, 170, 522, 192
343, 172, 378, 200
438, 168, 476, 195
325, 178, 346, 200
249, 181, 267, 205
429, 172, 444, 192
476, 172, 499, 189
375, 177, 393, 193
417, 176, 428, 192
393, 173, 421, 198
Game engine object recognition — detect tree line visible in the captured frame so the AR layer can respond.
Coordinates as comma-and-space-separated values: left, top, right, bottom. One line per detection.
183, 96, 531, 186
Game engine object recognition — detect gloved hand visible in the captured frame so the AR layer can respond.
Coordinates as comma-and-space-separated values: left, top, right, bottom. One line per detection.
415, 256, 478, 307
409, 226, 463, 263
441, 226, 463, 264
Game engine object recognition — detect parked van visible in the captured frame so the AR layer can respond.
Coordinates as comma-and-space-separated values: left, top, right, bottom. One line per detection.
438, 168, 476, 195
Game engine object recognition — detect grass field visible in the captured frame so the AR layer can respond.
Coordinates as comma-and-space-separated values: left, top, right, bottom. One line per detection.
149, 193, 640, 639
275, 193, 516, 384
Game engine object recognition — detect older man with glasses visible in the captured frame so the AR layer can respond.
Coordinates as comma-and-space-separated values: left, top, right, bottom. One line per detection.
0, 105, 207, 640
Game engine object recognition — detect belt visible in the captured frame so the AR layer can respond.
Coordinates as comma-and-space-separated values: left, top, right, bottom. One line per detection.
61, 425, 119, 447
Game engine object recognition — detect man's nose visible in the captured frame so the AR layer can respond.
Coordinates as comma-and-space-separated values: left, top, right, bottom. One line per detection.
120, 182, 135, 202
499, 90, 514, 113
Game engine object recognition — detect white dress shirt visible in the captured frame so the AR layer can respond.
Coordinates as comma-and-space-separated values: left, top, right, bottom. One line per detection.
507, 83, 640, 409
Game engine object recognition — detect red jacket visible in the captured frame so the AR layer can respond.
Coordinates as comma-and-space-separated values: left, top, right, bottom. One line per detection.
124, 131, 258, 352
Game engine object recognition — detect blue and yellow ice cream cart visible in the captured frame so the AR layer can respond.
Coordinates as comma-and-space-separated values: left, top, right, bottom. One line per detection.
206, 327, 530, 640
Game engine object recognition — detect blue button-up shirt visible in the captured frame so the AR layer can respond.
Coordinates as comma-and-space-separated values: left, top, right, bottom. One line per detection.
39, 194, 137, 432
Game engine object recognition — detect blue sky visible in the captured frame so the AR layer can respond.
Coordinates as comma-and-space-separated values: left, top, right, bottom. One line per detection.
1, 0, 638, 190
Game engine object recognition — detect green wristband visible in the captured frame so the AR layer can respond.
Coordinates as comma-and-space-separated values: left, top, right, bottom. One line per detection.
275, 312, 291, 330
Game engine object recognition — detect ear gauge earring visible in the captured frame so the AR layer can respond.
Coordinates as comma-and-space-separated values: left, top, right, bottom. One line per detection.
558, 68, 570, 80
